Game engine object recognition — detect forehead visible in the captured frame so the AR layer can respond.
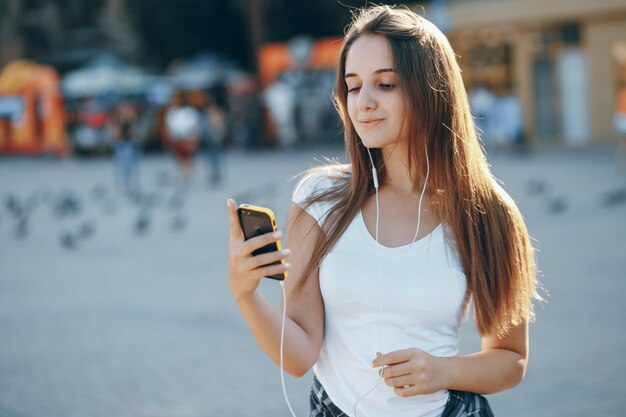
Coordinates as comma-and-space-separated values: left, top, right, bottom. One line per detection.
345, 34, 394, 75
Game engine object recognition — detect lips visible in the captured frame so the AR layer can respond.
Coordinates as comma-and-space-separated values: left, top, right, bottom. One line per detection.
358, 118, 384, 128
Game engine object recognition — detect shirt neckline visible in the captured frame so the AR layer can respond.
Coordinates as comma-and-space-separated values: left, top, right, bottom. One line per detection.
357, 209, 443, 255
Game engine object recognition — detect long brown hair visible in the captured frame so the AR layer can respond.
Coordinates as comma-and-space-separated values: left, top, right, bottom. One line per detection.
292, 5, 541, 337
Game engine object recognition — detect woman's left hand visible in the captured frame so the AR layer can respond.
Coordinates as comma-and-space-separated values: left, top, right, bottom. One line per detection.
371, 348, 449, 397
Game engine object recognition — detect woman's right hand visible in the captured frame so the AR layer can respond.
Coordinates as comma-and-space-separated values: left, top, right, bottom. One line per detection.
226, 198, 291, 301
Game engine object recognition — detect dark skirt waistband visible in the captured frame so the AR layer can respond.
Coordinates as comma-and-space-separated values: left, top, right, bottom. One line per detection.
309, 375, 495, 417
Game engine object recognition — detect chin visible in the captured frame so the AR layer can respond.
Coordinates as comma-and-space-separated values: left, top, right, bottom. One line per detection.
359, 135, 395, 150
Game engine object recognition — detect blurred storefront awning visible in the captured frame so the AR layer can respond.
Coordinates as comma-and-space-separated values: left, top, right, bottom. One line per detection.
61, 52, 150, 98
167, 53, 243, 91
445, 0, 626, 29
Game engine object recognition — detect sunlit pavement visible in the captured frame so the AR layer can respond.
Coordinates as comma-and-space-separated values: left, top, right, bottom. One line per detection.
0, 145, 625, 417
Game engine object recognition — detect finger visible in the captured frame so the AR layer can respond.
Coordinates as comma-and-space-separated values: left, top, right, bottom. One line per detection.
372, 349, 415, 367
381, 361, 413, 379
394, 385, 420, 398
384, 374, 414, 389
240, 230, 283, 255
244, 248, 291, 270
226, 199, 244, 242
254, 261, 290, 279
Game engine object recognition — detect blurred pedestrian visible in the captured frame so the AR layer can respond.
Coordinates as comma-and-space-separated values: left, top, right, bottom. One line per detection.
469, 85, 495, 145
164, 91, 201, 184
614, 81, 626, 173
199, 91, 226, 187
263, 75, 297, 148
228, 75, 263, 149
76, 95, 110, 154
110, 101, 141, 192
490, 85, 524, 152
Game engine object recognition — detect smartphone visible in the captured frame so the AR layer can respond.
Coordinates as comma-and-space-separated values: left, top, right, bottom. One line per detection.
237, 203, 287, 281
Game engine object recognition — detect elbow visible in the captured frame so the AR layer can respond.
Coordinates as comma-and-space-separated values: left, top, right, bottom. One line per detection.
286, 365, 310, 378
517, 357, 528, 383
283, 353, 318, 378
487, 353, 527, 394
286, 340, 322, 378
279, 333, 322, 378
507, 356, 527, 390
284, 359, 315, 378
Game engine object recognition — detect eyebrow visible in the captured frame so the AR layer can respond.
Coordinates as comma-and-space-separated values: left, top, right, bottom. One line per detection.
344, 68, 395, 79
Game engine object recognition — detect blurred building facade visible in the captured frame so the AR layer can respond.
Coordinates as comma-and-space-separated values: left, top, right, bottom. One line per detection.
4, 0, 626, 150
0, 0, 141, 70
436, 0, 626, 146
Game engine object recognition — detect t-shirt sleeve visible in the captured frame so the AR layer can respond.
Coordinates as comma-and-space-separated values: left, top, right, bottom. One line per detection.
291, 168, 338, 227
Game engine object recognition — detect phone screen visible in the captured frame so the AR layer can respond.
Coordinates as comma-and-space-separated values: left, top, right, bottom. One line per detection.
238, 210, 277, 255
237, 207, 284, 280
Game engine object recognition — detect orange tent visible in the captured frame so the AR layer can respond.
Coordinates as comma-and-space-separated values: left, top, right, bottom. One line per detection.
0, 59, 68, 156
257, 36, 342, 88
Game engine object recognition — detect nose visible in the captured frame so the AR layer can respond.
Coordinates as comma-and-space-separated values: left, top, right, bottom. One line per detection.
356, 84, 377, 111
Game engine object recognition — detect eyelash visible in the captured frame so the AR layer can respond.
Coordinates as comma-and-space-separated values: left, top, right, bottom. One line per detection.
347, 83, 396, 93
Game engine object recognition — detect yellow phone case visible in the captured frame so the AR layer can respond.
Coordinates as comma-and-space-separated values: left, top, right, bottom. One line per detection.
238, 204, 287, 280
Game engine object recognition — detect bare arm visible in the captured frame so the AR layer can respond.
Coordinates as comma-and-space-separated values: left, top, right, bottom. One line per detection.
226, 199, 324, 377
443, 320, 528, 394
373, 320, 528, 396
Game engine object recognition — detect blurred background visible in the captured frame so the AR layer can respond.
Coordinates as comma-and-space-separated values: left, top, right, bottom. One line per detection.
1, 0, 625, 154
1, 1, 625, 416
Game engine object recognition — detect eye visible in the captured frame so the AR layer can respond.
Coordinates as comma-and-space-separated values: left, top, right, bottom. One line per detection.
379, 83, 396, 90
347, 86, 361, 93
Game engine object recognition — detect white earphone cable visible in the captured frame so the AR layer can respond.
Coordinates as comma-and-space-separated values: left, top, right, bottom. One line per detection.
279, 281, 299, 417
409, 144, 430, 248
278, 146, 429, 417
354, 152, 385, 416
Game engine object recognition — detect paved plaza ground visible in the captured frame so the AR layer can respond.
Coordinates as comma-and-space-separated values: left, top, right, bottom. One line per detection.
0, 145, 625, 417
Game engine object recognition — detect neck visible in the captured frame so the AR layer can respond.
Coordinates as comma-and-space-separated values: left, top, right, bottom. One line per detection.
380, 143, 425, 196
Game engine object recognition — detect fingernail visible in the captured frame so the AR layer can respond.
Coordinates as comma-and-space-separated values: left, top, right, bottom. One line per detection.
284, 263, 291, 269
282, 249, 291, 256
273, 231, 282, 238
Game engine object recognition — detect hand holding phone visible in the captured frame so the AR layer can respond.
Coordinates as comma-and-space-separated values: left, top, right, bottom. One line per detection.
237, 203, 288, 281
226, 199, 290, 294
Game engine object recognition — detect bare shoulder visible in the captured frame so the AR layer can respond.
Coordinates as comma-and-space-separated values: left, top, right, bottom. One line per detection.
295, 163, 351, 189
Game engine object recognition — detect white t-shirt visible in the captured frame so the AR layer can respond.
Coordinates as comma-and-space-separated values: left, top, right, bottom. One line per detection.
165, 106, 201, 141
292, 167, 469, 417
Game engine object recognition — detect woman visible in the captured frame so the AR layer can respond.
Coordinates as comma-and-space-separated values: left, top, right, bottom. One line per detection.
164, 90, 201, 183
198, 91, 227, 187
110, 101, 140, 192
614, 81, 626, 172
227, 5, 541, 417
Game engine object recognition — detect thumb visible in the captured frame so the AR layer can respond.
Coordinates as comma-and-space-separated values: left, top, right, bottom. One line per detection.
226, 198, 244, 242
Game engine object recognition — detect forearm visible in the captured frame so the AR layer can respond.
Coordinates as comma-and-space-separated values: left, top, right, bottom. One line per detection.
235, 290, 318, 377
442, 349, 526, 394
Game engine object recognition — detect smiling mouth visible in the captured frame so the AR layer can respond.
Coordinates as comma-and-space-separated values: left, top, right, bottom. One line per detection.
359, 118, 384, 128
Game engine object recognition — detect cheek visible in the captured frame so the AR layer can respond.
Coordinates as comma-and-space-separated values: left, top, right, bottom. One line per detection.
387, 97, 408, 130
386, 94, 406, 115
346, 96, 358, 124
